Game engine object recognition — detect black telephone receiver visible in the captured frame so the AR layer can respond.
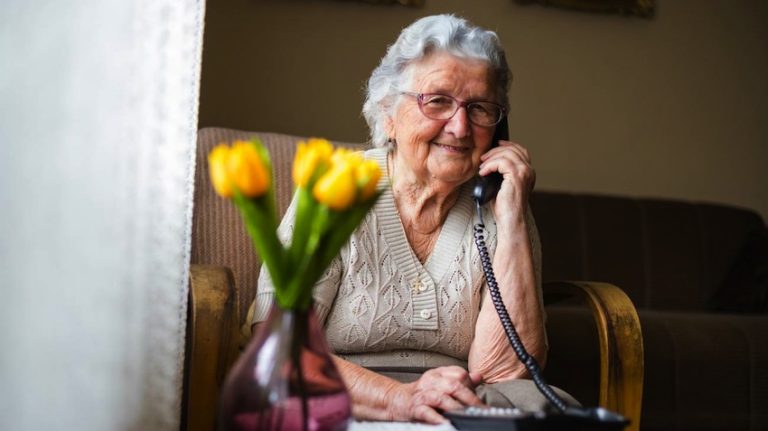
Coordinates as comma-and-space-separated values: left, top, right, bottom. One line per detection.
472, 117, 507, 205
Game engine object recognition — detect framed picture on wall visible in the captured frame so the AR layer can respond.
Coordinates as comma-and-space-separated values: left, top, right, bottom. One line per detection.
341, 0, 424, 7
516, 0, 654, 18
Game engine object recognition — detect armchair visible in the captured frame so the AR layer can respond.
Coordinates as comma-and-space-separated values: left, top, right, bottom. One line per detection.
182, 127, 644, 431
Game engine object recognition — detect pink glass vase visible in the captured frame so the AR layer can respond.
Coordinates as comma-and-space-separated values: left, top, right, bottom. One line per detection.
218, 303, 351, 431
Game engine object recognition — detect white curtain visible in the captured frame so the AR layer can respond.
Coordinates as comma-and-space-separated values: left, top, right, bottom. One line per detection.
0, 1, 205, 429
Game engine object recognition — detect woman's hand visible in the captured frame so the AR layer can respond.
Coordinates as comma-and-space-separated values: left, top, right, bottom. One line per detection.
478, 140, 536, 220
387, 366, 485, 424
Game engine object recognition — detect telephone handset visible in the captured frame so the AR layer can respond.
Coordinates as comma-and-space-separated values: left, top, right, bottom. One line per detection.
448, 118, 630, 430
472, 117, 507, 205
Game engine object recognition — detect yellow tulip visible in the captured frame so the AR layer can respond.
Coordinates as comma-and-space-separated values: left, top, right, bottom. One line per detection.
228, 140, 270, 198
208, 144, 234, 198
356, 159, 381, 201
293, 138, 333, 188
313, 160, 357, 211
330, 147, 363, 166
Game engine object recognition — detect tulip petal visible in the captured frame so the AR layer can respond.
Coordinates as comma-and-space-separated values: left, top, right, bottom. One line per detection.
208, 144, 234, 198
313, 163, 357, 211
228, 140, 270, 198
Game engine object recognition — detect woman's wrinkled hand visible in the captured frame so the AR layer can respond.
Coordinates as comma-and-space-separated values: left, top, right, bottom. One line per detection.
478, 140, 536, 220
387, 366, 485, 424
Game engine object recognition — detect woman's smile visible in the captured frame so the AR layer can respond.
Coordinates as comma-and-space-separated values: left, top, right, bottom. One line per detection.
432, 141, 471, 154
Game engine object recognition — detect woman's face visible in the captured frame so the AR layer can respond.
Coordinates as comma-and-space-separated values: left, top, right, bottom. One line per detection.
387, 51, 499, 188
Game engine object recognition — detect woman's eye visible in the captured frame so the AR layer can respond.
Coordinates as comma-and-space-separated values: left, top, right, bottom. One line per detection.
469, 104, 490, 115
423, 95, 452, 106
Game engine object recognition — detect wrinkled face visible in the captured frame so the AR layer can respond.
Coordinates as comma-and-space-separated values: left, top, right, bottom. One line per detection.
387, 51, 499, 187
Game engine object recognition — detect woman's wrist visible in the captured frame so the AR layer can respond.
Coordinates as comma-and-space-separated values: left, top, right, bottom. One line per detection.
383, 380, 413, 421
492, 197, 527, 225
333, 355, 411, 421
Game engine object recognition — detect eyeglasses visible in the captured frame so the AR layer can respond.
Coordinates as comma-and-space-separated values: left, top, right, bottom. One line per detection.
400, 91, 506, 127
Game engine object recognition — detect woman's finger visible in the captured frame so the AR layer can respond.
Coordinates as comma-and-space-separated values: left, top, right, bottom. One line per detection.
480, 149, 531, 177
411, 404, 448, 425
416, 389, 465, 412
469, 371, 484, 386
482, 140, 531, 164
496, 141, 531, 165
434, 366, 475, 385
418, 368, 472, 393
426, 376, 476, 397
479, 154, 533, 181
448, 385, 485, 407
416, 371, 485, 408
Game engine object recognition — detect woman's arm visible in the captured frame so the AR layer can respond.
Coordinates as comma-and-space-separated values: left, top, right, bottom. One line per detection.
468, 140, 546, 383
332, 356, 484, 424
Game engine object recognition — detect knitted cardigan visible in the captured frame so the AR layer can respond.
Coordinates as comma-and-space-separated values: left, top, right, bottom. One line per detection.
252, 148, 543, 368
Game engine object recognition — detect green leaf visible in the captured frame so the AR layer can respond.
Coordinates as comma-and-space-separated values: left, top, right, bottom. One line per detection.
317, 193, 381, 272
233, 191, 286, 290
287, 206, 339, 309
293, 193, 382, 310
288, 187, 318, 267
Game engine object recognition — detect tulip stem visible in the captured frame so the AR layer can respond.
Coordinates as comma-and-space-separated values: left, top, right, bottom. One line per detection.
234, 192, 286, 291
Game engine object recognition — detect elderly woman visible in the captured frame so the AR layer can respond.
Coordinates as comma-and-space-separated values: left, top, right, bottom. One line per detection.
251, 14, 576, 424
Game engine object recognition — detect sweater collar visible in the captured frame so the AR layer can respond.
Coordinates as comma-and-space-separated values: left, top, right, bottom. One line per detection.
365, 147, 474, 284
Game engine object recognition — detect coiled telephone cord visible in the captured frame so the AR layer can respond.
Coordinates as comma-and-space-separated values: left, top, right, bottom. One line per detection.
473, 203, 569, 413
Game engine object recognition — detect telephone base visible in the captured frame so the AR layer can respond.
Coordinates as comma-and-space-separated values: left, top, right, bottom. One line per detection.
443, 406, 629, 431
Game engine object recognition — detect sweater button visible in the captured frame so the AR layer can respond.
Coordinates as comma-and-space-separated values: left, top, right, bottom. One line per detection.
420, 309, 432, 319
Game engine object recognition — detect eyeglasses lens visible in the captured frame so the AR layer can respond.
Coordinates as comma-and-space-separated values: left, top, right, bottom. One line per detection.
418, 94, 501, 127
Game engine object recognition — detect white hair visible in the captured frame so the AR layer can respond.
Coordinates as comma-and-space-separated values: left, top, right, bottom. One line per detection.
362, 14, 511, 148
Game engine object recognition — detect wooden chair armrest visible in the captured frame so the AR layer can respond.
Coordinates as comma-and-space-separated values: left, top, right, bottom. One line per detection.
185, 264, 240, 431
544, 281, 644, 431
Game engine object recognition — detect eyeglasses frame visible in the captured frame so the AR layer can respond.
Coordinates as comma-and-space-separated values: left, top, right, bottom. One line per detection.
399, 91, 506, 127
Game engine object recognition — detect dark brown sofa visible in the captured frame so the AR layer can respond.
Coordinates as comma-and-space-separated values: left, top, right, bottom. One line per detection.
534, 192, 768, 431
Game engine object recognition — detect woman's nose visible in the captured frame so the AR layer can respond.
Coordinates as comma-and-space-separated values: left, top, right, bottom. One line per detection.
443, 106, 471, 138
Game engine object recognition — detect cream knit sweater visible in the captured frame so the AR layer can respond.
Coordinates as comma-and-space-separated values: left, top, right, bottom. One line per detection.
252, 148, 542, 369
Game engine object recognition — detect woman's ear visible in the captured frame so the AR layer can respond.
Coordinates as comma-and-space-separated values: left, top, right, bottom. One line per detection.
384, 114, 395, 140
